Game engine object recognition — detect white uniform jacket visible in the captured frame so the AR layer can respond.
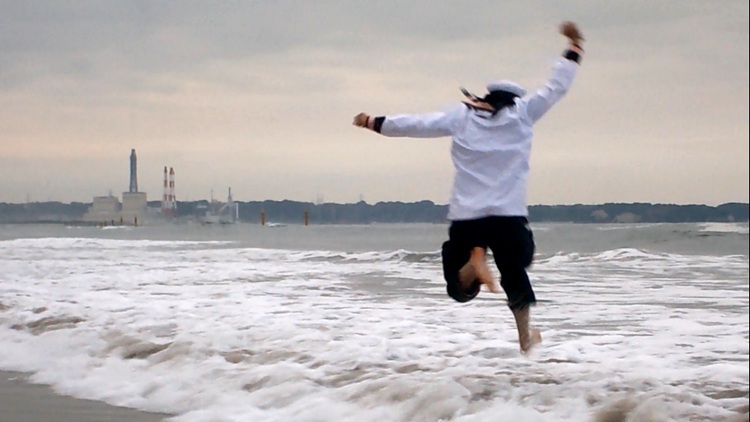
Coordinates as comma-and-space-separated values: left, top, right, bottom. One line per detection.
378, 57, 579, 221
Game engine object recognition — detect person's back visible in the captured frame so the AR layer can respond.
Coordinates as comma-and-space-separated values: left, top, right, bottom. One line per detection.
447, 103, 535, 220
447, 52, 580, 220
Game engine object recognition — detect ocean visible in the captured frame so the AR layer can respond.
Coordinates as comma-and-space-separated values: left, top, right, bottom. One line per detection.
0, 222, 747, 422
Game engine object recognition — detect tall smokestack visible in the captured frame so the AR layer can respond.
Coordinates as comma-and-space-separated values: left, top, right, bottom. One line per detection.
161, 166, 168, 213
161, 166, 177, 217
169, 167, 176, 213
129, 149, 138, 193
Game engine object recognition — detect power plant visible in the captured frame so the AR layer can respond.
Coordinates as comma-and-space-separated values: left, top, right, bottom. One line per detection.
82, 149, 237, 225
197, 187, 239, 224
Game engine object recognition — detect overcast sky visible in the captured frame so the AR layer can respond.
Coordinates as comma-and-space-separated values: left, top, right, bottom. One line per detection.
1, 1, 748, 205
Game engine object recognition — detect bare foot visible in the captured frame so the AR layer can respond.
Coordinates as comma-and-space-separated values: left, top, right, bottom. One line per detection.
458, 247, 500, 293
520, 328, 542, 354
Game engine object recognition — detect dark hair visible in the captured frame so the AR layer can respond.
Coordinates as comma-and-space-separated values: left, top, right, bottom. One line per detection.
483, 90, 519, 112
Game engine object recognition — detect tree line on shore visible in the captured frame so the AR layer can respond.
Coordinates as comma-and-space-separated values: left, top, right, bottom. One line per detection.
0, 200, 747, 224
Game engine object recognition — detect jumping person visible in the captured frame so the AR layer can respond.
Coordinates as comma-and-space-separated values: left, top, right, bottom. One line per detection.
353, 22, 584, 353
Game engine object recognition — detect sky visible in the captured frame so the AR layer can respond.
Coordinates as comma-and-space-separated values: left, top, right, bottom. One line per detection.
1, 1, 748, 206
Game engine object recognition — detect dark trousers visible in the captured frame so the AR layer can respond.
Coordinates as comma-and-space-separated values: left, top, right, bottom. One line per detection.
441, 216, 536, 310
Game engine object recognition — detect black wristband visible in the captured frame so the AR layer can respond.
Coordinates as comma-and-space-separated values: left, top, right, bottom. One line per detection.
373, 116, 385, 133
564, 48, 582, 64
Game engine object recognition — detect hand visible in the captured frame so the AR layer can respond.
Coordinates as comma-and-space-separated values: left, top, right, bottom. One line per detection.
352, 112, 370, 128
559, 21, 584, 45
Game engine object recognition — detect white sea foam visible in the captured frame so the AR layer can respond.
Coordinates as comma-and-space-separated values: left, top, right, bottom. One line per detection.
595, 223, 669, 231
699, 222, 750, 234
0, 230, 747, 422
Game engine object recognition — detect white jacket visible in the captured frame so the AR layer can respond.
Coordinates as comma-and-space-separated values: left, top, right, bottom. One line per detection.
378, 57, 579, 220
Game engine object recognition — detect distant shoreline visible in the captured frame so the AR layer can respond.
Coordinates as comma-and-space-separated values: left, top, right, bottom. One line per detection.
1, 201, 747, 225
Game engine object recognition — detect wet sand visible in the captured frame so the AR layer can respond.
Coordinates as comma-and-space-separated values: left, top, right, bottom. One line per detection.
0, 371, 171, 422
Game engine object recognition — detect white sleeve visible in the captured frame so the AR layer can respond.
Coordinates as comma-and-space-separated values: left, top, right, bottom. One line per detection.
521, 58, 579, 124
379, 105, 463, 138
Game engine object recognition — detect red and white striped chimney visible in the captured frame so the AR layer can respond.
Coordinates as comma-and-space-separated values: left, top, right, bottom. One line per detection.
169, 167, 176, 215
161, 166, 169, 216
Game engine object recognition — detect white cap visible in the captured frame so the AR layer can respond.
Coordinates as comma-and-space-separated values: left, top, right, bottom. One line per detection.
486, 80, 526, 97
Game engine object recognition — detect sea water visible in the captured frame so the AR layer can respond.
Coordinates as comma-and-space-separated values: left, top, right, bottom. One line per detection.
0, 222, 747, 421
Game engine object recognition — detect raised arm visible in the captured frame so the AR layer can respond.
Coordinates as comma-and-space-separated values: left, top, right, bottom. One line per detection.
523, 21, 585, 124
353, 107, 460, 138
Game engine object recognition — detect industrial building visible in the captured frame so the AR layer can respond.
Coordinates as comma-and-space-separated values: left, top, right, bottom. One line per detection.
83, 149, 148, 225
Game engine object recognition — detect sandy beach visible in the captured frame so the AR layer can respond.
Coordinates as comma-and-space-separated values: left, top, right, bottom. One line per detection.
0, 371, 171, 422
